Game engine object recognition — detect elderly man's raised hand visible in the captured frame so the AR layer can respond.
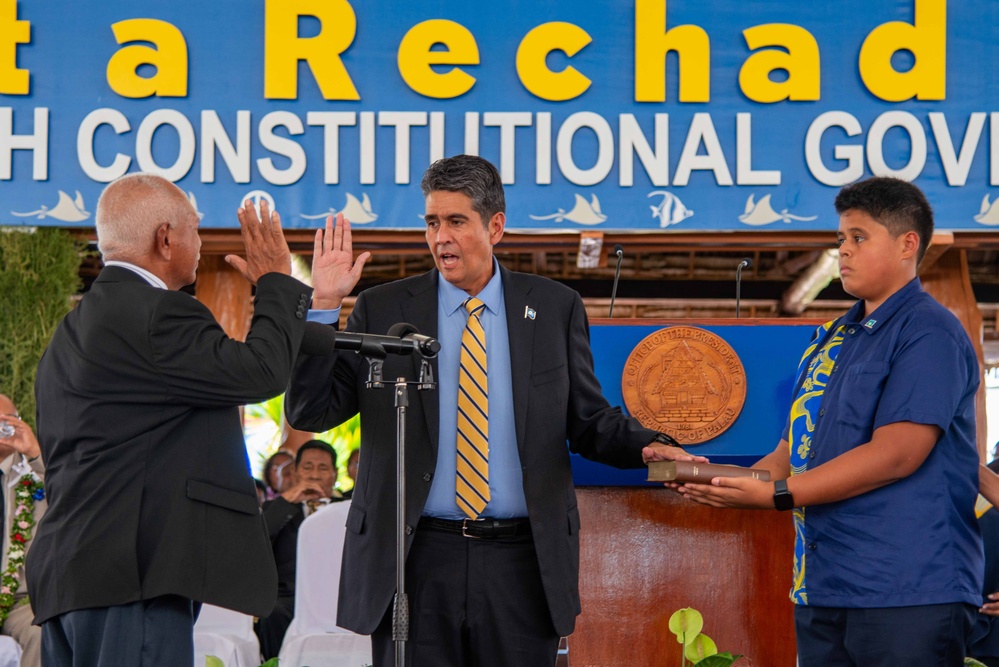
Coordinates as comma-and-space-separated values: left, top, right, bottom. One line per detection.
311, 213, 371, 310
226, 200, 292, 285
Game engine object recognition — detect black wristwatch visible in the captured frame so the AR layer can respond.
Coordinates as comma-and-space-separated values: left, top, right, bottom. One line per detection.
649, 432, 679, 447
773, 479, 794, 511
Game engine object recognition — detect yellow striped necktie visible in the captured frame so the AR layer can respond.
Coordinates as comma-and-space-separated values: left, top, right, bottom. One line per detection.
456, 297, 489, 518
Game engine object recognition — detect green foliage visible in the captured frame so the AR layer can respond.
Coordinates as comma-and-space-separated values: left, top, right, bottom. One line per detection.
668, 607, 742, 667
247, 394, 360, 492
685, 634, 719, 663
205, 657, 225, 667
669, 607, 704, 643
0, 228, 82, 429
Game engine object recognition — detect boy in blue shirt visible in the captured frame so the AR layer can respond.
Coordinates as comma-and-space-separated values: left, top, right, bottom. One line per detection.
679, 177, 983, 667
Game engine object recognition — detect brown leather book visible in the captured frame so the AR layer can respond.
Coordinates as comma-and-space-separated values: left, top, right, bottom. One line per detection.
647, 460, 772, 483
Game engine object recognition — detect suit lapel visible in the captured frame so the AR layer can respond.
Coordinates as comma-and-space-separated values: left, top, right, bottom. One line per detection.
500, 266, 535, 455
401, 271, 441, 457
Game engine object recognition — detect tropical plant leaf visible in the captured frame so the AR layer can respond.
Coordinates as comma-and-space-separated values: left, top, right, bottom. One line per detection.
685, 633, 718, 662
668, 607, 704, 644
693, 653, 743, 667
259, 658, 280, 667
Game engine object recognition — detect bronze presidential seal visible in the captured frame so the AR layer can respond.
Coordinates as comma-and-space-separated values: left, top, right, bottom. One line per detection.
622, 326, 746, 445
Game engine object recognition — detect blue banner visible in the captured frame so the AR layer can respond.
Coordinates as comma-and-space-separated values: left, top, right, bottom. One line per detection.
2, 0, 999, 231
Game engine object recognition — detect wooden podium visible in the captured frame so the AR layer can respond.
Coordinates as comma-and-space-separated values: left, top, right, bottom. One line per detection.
572, 488, 795, 666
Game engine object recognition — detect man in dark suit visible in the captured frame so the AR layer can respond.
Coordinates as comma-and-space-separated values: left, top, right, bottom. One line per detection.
27, 173, 312, 666
285, 155, 702, 666
256, 439, 342, 658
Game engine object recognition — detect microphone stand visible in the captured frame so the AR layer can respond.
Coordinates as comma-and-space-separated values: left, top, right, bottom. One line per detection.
361, 342, 437, 667
735, 258, 752, 319
609, 244, 624, 318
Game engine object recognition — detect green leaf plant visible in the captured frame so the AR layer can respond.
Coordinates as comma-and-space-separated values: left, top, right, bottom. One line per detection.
668, 607, 743, 667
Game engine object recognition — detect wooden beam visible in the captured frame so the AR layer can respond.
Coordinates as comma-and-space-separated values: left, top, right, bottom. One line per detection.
918, 231, 955, 274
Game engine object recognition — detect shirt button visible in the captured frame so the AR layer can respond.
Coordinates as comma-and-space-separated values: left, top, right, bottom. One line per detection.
809, 451, 816, 459
422, 472, 432, 482
405, 524, 413, 535
819, 408, 825, 417
848, 327, 857, 334
807, 543, 816, 551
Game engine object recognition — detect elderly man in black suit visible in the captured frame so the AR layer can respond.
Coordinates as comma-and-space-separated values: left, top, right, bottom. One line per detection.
27, 173, 312, 666
286, 155, 702, 666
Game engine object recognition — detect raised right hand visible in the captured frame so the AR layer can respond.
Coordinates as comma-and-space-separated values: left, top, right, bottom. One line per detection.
225, 199, 292, 284
311, 213, 371, 310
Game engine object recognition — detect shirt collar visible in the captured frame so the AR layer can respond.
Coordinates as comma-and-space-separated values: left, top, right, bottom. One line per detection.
439, 258, 504, 317
842, 277, 923, 335
104, 261, 168, 289
0, 453, 13, 477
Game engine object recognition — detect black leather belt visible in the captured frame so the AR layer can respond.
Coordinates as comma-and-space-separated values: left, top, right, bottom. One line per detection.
419, 516, 531, 539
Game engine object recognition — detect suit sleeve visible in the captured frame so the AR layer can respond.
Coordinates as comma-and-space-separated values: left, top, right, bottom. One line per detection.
284, 291, 368, 432
148, 272, 311, 407
564, 291, 657, 468
262, 497, 300, 542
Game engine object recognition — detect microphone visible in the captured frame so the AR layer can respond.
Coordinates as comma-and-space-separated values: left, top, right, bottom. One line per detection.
300, 321, 441, 358
736, 257, 753, 319
609, 243, 624, 318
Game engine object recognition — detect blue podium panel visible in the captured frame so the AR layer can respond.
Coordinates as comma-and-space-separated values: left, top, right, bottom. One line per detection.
571, 321, 821, 486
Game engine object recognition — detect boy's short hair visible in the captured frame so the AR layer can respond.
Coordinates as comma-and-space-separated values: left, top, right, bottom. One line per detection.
834, 177, 934, 263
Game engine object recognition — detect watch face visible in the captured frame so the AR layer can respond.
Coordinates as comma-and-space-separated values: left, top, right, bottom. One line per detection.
774, 493, 794, 511
773, 480, 794, 511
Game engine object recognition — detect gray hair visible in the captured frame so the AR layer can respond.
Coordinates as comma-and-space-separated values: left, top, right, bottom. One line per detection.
420, 155, 505, 225
95, 173, 192, 260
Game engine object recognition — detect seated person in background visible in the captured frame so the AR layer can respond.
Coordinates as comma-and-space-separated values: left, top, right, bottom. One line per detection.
0, 395, 46, 667
262, 449, 295, 500
255, 440, 343, 659
254, 479, 268, 506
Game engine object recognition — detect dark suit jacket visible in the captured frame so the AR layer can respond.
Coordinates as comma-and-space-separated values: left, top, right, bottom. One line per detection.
286, 266, 657, 636
27, 267, 311, 624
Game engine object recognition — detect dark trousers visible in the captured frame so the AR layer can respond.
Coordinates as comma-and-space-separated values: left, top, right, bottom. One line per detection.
41, 594, 197, 667
795, 602, 977, 667
254, 595, 294, 660
371, 525, 560, 667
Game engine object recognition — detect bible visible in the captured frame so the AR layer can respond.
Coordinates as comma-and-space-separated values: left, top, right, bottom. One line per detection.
647, 460, 771, 483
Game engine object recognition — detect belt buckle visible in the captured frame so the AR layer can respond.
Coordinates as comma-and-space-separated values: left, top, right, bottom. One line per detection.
461, 518, 482, 539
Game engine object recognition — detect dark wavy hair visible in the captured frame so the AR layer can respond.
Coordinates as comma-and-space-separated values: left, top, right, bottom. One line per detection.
420, 155, 505, 226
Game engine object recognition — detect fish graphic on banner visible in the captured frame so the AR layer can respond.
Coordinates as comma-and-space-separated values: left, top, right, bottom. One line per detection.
738, 194, 817, 226
11, 191, 90, 222
302, 193, 378, 223
529, 194, 606, 225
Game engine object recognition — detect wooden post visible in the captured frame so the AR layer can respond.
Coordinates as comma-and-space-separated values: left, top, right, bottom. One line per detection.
194, 255, 252, 341
920, 248, 988, 456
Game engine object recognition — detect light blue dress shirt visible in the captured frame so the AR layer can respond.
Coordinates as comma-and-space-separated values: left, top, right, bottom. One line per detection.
307, 261, 528, 520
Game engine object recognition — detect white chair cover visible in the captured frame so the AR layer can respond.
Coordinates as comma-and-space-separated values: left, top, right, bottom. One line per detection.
0, 636, 21, 667
278, 501, 372, 667
193, 603, 261, 667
